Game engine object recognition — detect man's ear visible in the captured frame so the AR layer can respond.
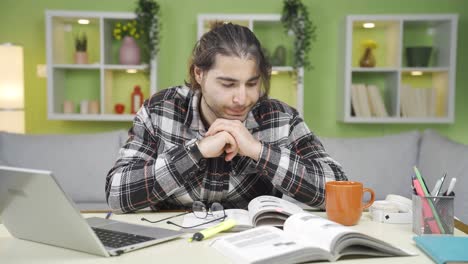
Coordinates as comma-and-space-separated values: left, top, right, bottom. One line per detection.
194, 66, 204, 85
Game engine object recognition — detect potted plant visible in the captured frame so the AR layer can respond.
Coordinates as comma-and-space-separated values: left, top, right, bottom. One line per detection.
135, 0, 161, 64
113, 20, 143, 65
281, 0, 317, 69
74, 32, 88, 64
406, 46, 433, 67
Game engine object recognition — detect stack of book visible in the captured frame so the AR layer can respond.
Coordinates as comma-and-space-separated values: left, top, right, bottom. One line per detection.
400, 85, 440, 118
351, 83, 389, 118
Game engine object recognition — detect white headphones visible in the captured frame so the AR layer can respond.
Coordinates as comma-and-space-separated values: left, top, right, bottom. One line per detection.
370, 194, 412, 224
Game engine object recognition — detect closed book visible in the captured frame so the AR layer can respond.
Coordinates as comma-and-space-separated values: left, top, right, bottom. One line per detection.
367, 84, 388, 117
356, 84, 371, 117
351, 84, 363, 117
413, 236, 468, 264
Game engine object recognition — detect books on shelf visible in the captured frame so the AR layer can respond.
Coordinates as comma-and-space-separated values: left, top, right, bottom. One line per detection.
181, 195, 303, 231
350, 83, 362, 117
413, 236, 468, 264
356, 84, 372, 117
367, 84, 389, 117
351, 83, 388, 118
210, 212, 414, 264
401, 85, 438, 118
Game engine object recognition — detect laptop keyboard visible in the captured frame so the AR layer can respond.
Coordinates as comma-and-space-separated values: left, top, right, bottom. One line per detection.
92, 227, 155, 249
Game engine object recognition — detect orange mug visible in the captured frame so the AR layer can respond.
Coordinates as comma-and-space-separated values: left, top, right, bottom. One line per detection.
325, 181, 375, 226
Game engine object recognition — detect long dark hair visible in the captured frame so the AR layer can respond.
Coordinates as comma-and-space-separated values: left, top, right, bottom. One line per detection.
186, 22, 271, 97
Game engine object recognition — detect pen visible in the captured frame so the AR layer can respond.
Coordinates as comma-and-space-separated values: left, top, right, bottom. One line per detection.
188, 219, 237, 242
435, 173, 447, 197
445, 178, 457, 196
430, 178, 442, 196
105, 211, 112, 219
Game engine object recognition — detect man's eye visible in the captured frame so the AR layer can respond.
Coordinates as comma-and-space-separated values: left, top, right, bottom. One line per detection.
222, 83, 234, 88
247, 82, 258, 87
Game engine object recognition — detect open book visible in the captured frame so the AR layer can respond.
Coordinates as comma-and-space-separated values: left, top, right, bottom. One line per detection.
181, 195, 303, 231
210, 212, 415, 264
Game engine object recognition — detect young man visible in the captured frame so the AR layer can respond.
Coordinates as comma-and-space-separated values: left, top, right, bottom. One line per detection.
106, 23, 347, 213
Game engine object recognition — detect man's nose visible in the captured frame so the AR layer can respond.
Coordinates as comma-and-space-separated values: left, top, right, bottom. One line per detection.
233, 87, 246, 105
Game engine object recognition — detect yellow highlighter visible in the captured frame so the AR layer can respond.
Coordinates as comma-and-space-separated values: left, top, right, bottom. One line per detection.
188, 219, 237, 242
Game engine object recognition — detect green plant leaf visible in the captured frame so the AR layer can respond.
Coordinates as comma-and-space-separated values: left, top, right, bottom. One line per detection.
281, 0, 317, 69
135, 0, 161, 64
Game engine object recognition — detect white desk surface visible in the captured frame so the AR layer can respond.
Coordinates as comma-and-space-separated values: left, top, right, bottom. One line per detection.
0, 211, 465, 264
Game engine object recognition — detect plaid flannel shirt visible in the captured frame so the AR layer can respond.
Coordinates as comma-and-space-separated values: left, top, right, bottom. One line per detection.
106, 86, 347, 213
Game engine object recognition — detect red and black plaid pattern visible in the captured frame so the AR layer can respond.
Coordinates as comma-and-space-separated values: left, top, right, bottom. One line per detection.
106, 86, 347, 213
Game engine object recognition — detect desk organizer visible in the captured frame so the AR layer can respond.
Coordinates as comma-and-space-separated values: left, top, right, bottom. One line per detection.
412, 194, 454, 235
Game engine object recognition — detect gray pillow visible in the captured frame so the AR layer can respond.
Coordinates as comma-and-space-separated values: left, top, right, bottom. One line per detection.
118, 129, 130, 147
321, 131, 421, 200
0, 130, 125, 204
418, 130, 468, 224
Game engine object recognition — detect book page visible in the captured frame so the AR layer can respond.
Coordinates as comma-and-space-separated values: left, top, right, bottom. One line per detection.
247, 195, 303, 226
283, 212, 353, 253
210, 226, 329, 264
181, 209, 252, 231
282, 194, 321, 210
283, 212, 414, 260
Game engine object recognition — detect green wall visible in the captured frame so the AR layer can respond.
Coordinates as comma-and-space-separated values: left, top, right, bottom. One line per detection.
1, 0, 468, 143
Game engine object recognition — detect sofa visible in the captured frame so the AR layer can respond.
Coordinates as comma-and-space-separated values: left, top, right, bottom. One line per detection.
0, 129, 467, 224
0, 130, 128, 211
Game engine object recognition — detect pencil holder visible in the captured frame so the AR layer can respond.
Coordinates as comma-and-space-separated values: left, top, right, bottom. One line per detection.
412, 194, 454, 235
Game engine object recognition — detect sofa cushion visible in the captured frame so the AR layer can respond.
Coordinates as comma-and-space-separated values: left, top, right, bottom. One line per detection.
0, 130, 126, 206
321, 131, 420, 200
418, 130, 468, 224
119, 129, 129, 146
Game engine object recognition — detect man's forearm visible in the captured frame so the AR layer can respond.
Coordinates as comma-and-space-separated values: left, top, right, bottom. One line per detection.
251, 139, 347, 207
106, 143, 204, 213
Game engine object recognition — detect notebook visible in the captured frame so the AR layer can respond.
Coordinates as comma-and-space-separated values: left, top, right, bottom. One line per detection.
413, 236, 468, 264
0, 166, 184, 256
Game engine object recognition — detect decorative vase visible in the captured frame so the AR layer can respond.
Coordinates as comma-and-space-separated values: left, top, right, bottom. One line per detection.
88, 100, 100, 114
119, 36, 141, 65
114, 103, 125, 114
63, 100, 75, 114
359, 48, 376, 67
74, 51, 88, 64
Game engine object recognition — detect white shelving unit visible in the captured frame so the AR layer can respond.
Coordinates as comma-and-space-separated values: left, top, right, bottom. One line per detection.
197, 14, 304, 116
46, 10, 157, 121
338, 14, 458, 124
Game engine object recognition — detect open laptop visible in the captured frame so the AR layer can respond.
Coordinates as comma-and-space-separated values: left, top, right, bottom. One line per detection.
0, 166, 184, 257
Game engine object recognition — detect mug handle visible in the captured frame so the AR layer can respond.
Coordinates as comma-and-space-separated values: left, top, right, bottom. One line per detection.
362, 188, 375, 209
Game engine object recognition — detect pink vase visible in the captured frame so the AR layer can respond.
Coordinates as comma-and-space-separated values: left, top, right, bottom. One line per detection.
74, 51, 88, 64
119, 36, 141, 65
